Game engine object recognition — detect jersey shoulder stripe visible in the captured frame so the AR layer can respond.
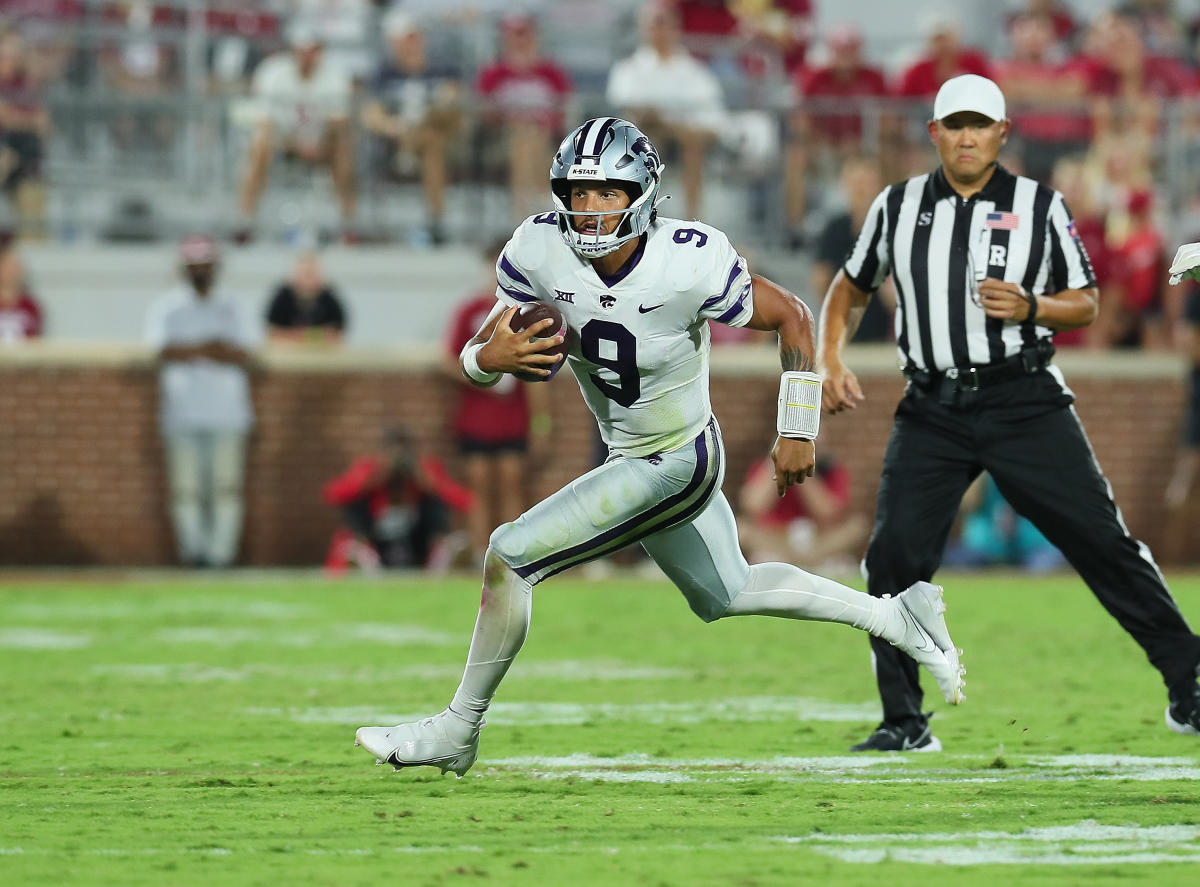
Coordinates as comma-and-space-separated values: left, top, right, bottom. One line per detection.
499, 254, 532, 289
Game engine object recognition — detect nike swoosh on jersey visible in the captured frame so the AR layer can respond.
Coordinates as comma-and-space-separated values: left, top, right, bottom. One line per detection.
638, 303, 664, 313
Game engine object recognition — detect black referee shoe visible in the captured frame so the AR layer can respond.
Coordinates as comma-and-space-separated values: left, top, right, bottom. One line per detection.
1166, 682, 1200, 736
850, 715, 942, 752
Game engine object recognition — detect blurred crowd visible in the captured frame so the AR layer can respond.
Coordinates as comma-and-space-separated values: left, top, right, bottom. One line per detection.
0, 3, 1197, 257
3, 0, 1200, 567
0, 1, 1197, 350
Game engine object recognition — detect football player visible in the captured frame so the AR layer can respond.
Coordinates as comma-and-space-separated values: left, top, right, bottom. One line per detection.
355, 118, 966, 775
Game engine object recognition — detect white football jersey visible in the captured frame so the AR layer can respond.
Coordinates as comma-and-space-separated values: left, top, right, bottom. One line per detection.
496, 213, 754, 457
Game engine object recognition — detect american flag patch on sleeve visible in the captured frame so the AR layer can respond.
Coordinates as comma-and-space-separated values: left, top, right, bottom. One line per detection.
986, 211, 1020, 230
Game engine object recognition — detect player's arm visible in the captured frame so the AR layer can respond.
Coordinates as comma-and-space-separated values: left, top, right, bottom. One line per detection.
459, 300, 564, 388
816, 269, 869, 413
744, 274, 818, 494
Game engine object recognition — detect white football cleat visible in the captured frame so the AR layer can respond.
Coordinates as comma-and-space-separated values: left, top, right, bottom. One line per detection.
895, 581, 966, 705
354, 709, 483, 777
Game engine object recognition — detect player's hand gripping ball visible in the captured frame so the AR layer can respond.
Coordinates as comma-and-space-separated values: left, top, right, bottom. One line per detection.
509, 302, 569, 382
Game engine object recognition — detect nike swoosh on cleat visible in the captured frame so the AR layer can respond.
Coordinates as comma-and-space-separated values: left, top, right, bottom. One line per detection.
901, 609, 938, 655
638, 303, 664, 313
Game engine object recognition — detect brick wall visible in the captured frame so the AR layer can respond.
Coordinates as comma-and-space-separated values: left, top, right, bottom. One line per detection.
1, 345, 1196, 566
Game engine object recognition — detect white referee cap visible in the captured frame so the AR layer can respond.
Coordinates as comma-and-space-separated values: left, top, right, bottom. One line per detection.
933, 74, 1007, 122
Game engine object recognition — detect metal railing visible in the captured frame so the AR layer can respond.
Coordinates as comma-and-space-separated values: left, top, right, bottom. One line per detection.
37, 90, 1200, 245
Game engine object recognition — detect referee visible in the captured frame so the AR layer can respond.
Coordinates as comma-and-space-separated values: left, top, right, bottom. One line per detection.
818, 74, 1200, 751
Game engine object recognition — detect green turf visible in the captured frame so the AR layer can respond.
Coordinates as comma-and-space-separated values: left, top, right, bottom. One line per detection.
2, 569, 1199, 886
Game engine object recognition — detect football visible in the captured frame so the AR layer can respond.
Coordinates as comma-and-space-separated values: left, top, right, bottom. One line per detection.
508, 302, 569, 382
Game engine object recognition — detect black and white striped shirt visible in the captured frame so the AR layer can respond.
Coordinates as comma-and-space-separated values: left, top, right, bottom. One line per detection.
843, 164, 1096, 372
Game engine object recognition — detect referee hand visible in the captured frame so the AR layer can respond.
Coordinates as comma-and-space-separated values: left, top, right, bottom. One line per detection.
820, 361, 865, 414
977, 278, 1034, 323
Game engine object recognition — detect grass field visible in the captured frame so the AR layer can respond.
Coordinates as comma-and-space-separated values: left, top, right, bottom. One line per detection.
2, 568, 1199, 886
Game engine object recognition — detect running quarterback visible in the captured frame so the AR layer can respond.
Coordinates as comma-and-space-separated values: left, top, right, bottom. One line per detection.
355, 117, 965, 776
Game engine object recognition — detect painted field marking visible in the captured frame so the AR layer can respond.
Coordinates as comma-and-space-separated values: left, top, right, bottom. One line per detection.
775, 820, 1200, 865
478, 751, 1200, 785
91, 660, 688, 684
154, 624, 456, 647
4, 599, 312, 621
250, 696, 880, 725
0, 629, 91, 649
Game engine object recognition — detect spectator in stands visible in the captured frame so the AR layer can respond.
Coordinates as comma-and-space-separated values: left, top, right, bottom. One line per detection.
993, 12, 1089, 182
0, 30, 48, 238
668, 0, 813, 78
265, 250, 347, 345
293, 0, 373, 83
237, 22, 356, 244
893, 15, 993, 177
944, 473, 1066, 573
1008, 0, 1078, 51
205, 2, 281, 95
0, 244, 41, 343
607, 2, 725, 220
97, 1, 179, 158
1049, 155, 1105, 348
323, 424, 474, 572
144, 235, 258, 568
1118, 0, 1187, 58
787, 23, 889, 244
1078, 11, 1196, 144
362, 11, 463, 246
1088, 189, 1167, 349
811, 156, 894, 342
738, 452, 868, 572
1082, 128, 1155, 229
444, 239, 551, 565
475, 15, 572, 222
895, 14, 993, 100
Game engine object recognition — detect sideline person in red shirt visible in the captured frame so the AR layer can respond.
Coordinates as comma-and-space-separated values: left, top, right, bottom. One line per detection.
444, 240, 552, 564
737, 453, 868, 572
323, 425, 474, 572
0, 245, 40, 343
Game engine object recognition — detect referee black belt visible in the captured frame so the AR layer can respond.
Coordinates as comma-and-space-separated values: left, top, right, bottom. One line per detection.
904, 343, 1054, 392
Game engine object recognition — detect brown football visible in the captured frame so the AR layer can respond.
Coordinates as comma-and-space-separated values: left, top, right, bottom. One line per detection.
508, 302, 569, 382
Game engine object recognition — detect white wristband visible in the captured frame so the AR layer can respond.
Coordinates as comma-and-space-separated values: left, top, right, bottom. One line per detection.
777, 371, 822, 441
463, 342, 501, 385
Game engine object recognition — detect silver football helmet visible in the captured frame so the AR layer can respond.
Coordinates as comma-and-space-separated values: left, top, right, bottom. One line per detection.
550, 117, 666, 258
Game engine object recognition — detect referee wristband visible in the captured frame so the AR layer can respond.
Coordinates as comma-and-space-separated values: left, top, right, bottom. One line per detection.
777, 371, 822, 441
1022, 287, 1038, 324
463, 342, 501, 385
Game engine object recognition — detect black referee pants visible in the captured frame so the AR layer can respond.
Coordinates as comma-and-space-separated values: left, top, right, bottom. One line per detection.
864, 369, 1200, 726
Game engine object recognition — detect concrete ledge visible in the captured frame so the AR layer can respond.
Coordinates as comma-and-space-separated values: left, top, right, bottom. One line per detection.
1, 340, 1188, 379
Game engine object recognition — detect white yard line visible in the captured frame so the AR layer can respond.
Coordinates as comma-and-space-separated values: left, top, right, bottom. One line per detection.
252, 696, 881, 725
4, 599, 312, 621
778, 820, 1200, 865
0, 629, 91, 649
91, 660, 688, 683
154, 624, 456, 647
484, 751, 1200, 785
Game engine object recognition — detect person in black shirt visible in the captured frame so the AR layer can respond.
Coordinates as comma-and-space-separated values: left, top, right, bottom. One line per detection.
820, 74, 1200, 751
812, 156, 895, 343
361, 12, 463, 245
266, 251, 346, 345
